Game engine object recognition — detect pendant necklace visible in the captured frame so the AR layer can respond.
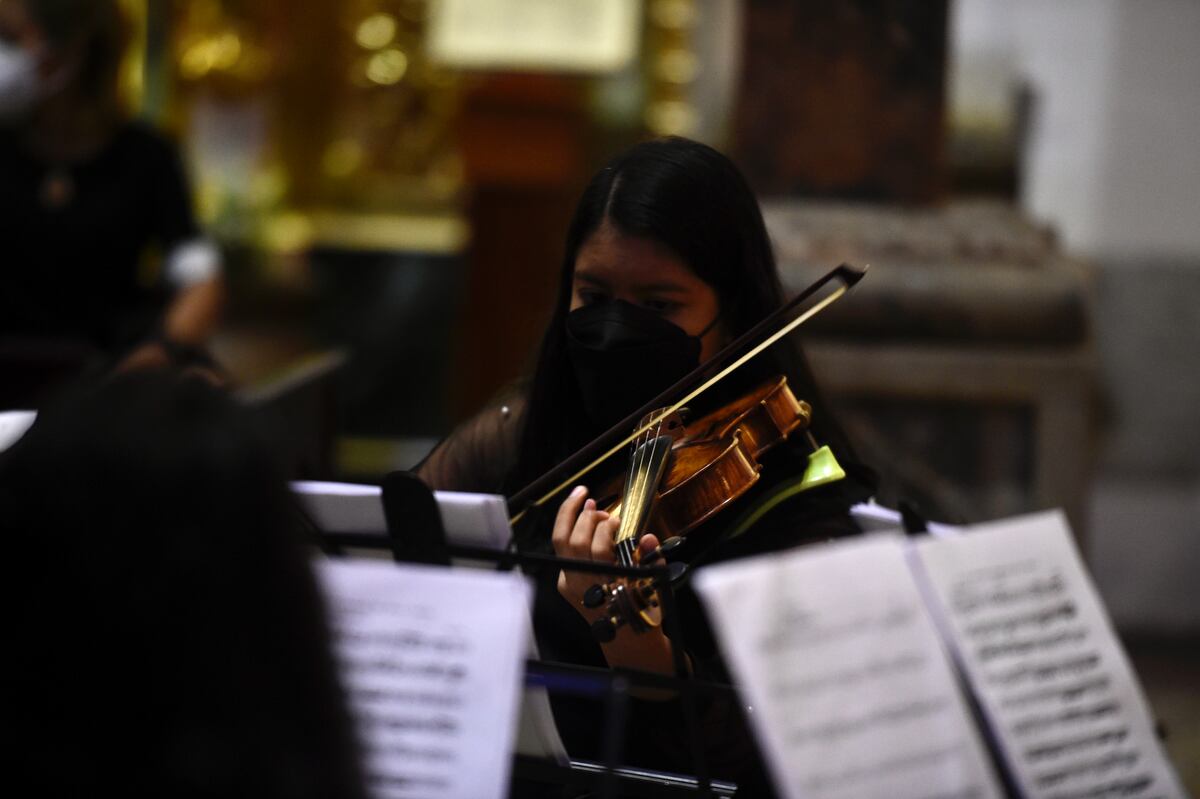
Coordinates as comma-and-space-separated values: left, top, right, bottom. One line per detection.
39, 166, 75, 210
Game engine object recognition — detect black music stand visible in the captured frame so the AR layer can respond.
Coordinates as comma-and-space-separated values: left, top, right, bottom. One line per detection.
380, 470, 451, 565
364, 472, 735, 799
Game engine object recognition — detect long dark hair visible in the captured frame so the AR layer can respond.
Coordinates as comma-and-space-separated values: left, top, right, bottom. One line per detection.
0, 371, 368, 798
509, 137, 869, 508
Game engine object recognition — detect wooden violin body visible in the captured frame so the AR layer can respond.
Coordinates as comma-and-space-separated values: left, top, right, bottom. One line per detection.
585, 375, 815, 640
600, 375, 812, 543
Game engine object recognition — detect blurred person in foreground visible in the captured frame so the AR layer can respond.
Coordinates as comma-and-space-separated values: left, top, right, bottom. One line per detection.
0, 370, 367, 798
0, 0, 223, 375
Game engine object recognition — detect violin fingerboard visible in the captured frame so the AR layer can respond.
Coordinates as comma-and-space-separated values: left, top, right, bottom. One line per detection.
614, 435, 673, 550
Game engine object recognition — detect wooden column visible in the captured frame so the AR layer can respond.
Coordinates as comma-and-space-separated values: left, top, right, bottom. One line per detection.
451, 74, 588, 420
733, 0, 949, 204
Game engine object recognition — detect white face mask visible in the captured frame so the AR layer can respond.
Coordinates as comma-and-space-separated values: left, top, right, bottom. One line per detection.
0, 40, 40, 119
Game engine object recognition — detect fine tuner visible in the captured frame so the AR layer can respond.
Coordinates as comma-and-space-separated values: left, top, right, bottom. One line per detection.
584, 536, 688, 643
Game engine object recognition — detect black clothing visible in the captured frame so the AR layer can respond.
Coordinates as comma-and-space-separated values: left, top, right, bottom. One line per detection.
0, 121, 199, 354
417, 387, 875, 795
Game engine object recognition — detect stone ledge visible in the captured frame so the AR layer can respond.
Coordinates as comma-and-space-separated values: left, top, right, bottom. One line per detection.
764, 200, 1093, 346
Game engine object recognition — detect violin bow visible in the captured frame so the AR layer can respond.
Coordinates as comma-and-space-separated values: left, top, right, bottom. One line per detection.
507, 262, 867, 529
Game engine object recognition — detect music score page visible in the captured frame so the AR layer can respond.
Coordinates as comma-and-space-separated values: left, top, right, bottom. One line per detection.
694, 533, 1003, 799
914, 510, 1186, 799
317, 559, 531, 799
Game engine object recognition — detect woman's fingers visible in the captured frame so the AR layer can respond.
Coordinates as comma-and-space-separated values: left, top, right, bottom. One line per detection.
551, 485, 588, 553
591, 513, 619, 562
570, 500, 613, 555
552, 486, 613, 561
567, 498, 599, 553
553, 487, 624, 609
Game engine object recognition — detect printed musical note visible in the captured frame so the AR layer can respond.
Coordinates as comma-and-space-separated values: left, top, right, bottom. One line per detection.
317, 559, 531, 799
695, 534, 1003, 799
915, 511, 1186, 798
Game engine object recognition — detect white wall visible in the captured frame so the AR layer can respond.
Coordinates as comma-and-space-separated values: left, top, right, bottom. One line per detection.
952, 0, 1200, 633
1093, 0, 1200, 259
952, 0, 1200, 261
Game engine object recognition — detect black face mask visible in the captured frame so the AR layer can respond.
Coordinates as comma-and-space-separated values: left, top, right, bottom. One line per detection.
565, 300, 718, 432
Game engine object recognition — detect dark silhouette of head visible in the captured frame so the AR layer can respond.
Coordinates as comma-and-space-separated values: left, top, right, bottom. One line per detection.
0, 371, 367, 798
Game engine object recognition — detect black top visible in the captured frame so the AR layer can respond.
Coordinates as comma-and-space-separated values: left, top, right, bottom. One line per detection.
418, 388, 875, 795
0, 121, 199, 354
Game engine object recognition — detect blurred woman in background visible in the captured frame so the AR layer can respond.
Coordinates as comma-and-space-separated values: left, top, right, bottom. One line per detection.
0, 0, 223, 375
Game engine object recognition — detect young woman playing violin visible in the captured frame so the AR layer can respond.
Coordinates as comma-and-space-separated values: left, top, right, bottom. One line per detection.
417, 137, 875, 793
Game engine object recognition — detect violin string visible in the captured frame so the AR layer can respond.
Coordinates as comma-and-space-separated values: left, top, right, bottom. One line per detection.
620, 435, 638, 550
623, 404, 669, 556
619, 409, 650, 553
643, 407, 672, 544
512, 279, 852, 527
629, 414, 654, 548
639, 408, 671, 555
619, 426, 636, 566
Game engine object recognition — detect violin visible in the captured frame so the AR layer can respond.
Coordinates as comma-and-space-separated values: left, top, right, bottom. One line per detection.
506, 264, 866, 640
581, 374, 817, 642
598, 374, 812, 543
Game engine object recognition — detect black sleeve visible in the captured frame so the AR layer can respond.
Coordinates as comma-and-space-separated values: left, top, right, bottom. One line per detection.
138, 125, 200, 256
413, 390, 525, 493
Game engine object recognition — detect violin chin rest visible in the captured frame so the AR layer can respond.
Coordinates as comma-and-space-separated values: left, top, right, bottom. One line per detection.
798, 445, 846, 491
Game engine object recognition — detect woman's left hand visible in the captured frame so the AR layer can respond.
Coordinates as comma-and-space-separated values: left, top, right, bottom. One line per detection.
551, 485, 617, 612
550, 485, 684, 689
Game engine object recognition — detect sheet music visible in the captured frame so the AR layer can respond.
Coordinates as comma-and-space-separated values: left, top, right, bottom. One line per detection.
294, 480, 386, 534
694, 534, 1003, 799
913, 510, 1186, 798
317, 559, 531, 799
0, 410, 37, 452
850, 500, 963, 538
292, 481, 512, 550
433, 491, 512, 550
